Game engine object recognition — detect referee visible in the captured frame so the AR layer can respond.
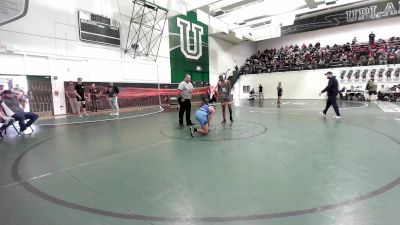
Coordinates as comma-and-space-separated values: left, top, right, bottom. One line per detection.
178, 74, 194, 126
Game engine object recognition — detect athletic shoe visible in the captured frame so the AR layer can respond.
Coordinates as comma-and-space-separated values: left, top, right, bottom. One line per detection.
79, 114, 83, 118
114, 112, 119, 116
221, 120, 226, 124
4, 117, 15, 126
319, 112, 326, 117
230, 117, 234, 123
84, 113, 90, 117
179, 123, 184, 127
190, 127, 194, 137
333, 116, 342, 119
110, 112, 115, 116
22, 129, 32, 135
187, 122, 195, 126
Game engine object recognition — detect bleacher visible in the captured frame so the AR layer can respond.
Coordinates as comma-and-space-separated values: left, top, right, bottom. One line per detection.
238, 36, 400, 75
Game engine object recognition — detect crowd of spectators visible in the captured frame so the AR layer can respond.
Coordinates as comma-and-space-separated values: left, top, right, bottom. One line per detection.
238, 35, 400, 75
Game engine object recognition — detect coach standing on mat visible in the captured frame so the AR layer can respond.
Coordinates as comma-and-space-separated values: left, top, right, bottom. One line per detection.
319, 71, 341, 119
178, 74, 194, 126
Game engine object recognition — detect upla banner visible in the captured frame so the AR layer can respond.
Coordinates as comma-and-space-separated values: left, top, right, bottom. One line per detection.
282, 0, 400, 36
169, 11, 209, 83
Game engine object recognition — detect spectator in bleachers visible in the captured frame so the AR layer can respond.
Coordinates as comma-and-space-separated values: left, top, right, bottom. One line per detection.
244, 65, 249, 74
318, 58, 325, 68
1, 90, 39, 135
369, 32, 375, 45
339, 54, 347, 65
259, 84, 264, 99
368, 54, 375, 65
395, 48, 400, 63
352, 37, 357, 45
238, 35, 400, 75
378, 53, 388, 65
388, 50, 396, 64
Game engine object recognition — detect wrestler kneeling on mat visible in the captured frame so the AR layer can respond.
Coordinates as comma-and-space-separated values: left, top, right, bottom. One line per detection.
190, 104, 216, 137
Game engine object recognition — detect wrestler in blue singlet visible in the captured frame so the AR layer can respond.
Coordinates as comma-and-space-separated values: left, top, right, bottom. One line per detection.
195, 104, 210, 127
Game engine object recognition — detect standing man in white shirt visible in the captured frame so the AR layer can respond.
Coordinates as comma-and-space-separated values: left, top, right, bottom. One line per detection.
178, 74, 194, 126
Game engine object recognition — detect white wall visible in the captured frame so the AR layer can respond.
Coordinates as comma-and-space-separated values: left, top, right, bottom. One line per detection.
235, 65, 399, 100
0, 0, 171, 115
256, 16, 400, 50
208, 36, 256, 85
237, 70, 328, 100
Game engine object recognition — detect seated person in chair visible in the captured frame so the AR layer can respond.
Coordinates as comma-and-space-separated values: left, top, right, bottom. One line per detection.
339, 87, 346, 99
1, 90, 39, 135
249, 88, 256, 100
0, 101, 15, 138
378, 85, 388, 101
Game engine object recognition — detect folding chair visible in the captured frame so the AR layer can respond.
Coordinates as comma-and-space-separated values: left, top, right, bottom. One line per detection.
354, 70, 361, 80
0, 107, 34, 136
3, 120, 34, 135
361, 69, 368, 79
340, 70, 346, 80
2, 122, 19, 135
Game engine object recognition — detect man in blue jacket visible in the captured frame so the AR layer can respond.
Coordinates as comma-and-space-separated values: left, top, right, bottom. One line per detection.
319, 71, 341, 119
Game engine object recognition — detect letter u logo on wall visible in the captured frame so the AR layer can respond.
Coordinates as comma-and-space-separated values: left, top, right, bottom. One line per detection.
177, 17, 204, 60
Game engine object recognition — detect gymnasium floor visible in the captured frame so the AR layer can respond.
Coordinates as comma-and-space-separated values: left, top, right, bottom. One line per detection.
1, 100, 400, 225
